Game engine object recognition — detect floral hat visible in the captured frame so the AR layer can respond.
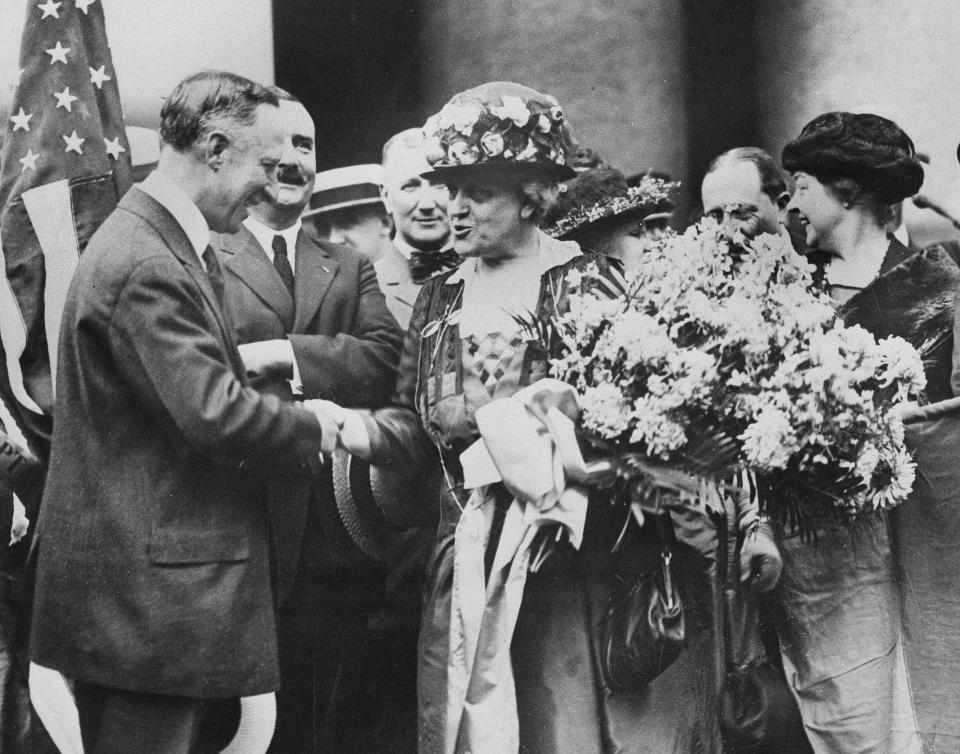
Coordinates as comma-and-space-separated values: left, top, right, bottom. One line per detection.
420, 81, 576, 182
541, 168, 677, 239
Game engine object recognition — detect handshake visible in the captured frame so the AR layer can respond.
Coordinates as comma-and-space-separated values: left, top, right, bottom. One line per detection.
301, 399, 373, 461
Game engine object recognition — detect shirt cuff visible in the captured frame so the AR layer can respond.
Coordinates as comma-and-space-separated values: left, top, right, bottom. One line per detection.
286, 340, 303, 395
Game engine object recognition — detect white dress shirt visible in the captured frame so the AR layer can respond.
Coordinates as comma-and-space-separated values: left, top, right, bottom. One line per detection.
137, 171, 210, 269
243, 215, 301, 272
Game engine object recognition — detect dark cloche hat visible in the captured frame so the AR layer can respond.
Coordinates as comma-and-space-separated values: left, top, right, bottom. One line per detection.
541, 168, 677, 239
420, 81, 576, 183
782, 111, 923, 204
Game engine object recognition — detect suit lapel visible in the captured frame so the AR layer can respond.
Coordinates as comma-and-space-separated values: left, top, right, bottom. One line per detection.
293, 233, 338, 333
218, 227, 296, 330
121, 190, 243, 375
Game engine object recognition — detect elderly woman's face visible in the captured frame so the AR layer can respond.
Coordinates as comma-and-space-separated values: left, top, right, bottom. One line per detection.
786, 171, 846, 252
445, 177, 528, 260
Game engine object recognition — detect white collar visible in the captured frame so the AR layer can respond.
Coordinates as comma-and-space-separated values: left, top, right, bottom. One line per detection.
138, 171, 210, 268
445, 230, 581, 285
243, 215, 302, 267
392, 233, 452, 262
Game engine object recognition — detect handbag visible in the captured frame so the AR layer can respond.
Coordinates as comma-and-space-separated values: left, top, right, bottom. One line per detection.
601, 512, 686, 692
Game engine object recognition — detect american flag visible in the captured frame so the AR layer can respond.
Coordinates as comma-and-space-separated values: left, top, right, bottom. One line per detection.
0, 0, 131, 514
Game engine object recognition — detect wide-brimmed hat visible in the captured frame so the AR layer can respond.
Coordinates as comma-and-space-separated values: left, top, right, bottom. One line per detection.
541, 168, 677, 239
420, 81, 576, 183
782, 112, 923, 204
303, 164, 385, 218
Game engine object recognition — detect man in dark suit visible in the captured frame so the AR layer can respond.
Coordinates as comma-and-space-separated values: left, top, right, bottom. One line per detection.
29, 71, 342, 753
211, 87, 404, 752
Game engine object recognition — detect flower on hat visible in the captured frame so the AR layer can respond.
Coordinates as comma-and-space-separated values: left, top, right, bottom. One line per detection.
536, 114, 552, 133
549, 106, 564, 122
517, 139, 539, 161
480, 131, 506, 157
438, 101, 485, 136
490, 95, 531, 127
448, 141, 480, 165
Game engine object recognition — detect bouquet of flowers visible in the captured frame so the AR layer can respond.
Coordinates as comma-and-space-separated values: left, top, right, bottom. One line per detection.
538, 219, 924, 531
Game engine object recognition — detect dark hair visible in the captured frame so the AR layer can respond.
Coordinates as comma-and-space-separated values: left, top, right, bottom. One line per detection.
782, 111, 923, 205
159, 70, 280, 151
706, 147, 787, 202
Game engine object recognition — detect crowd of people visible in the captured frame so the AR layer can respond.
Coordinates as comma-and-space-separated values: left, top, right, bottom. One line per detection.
7, 69, 960, 754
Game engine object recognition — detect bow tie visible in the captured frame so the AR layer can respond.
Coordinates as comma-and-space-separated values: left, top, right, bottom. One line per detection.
409, 249, 460, 284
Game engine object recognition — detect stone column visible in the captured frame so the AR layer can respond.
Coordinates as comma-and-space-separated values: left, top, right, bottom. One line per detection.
419, 0, 688, 187
757, 0, 960, 245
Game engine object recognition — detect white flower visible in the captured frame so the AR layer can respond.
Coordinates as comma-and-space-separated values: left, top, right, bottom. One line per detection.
740, 407, 799, 471
549, 105, 564, 122
870, 446, 916, 509
437, 101, 485, 135
447, 141, 479, 165
491, 95, 531, 127
480, 131, 505, 157
537, 114, 552, 133
580, 383, 632, 439
876, 335, 926, 398
517, 139, 539, 161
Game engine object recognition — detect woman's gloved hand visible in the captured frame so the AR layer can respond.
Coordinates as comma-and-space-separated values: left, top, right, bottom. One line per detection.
739, 519, 782, 592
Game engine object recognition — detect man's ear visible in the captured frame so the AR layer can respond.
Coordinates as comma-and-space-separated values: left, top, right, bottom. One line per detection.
380, 184, 394, 216
775, 191, 791, 211
203, 131, 230, 168
379, 212, 394, 239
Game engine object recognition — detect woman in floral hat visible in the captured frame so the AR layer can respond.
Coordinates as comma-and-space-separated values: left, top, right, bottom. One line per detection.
328, 82, 768, 753
777, 111, 959, 753
541, 167, 676, 273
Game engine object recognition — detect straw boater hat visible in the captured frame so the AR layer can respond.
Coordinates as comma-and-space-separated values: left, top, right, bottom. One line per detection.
303, 163, 386, 218
420, 81, 576, 183
540, 168, 677, 240
331, 450, 440, 560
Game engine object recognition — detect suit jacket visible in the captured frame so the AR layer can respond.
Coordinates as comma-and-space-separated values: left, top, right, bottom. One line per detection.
212, 226, 402, 603
30, 187, 326, 698
374, 243, 421, 331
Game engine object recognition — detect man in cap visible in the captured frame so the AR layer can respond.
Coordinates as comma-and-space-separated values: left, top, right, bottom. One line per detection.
209, 87, 404, 752
378, 128, 455, 328
303, 163, 395, 264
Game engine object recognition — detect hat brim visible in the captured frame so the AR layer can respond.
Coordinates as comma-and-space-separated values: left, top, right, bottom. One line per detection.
547, 198, 675, 240
421, 160, 575, 184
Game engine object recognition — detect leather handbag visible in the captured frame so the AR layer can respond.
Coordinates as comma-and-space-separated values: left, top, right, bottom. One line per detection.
601, 513, 686, 692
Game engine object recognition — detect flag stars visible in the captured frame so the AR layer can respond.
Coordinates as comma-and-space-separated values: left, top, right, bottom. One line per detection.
89, 65, 111, 90
45, 40, 70, 65
37, 0, 61, 18
75, 0, 95, 13
10, 108, 33, 133
19, 149, 40, 173
53, 86, 78, 111
63, 130, 85, 155
103, 136, 125, 160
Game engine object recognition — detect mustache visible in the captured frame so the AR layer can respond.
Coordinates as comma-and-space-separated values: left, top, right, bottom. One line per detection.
275, 167, 307, 186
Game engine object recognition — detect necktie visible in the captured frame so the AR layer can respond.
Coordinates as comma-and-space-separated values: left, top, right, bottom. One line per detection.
272, 234, 295, 299
202, 245, 225, 308
409, 249, 461, 285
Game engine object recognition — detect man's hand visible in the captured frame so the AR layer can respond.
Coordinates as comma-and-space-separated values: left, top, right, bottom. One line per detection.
303, 400, 372, 461
301, 399, 342, 456
739, 519, 782, 593
237, 339, 295, 378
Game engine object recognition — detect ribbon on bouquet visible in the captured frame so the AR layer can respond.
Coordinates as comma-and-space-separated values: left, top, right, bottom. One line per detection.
446, 379, 590, 754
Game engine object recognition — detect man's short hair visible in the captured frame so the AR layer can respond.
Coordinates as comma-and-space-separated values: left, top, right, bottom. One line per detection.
159, 70, 279, 151
265, 85, 300, 105
705, 147, 787, 202
382, 128, 425, 166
